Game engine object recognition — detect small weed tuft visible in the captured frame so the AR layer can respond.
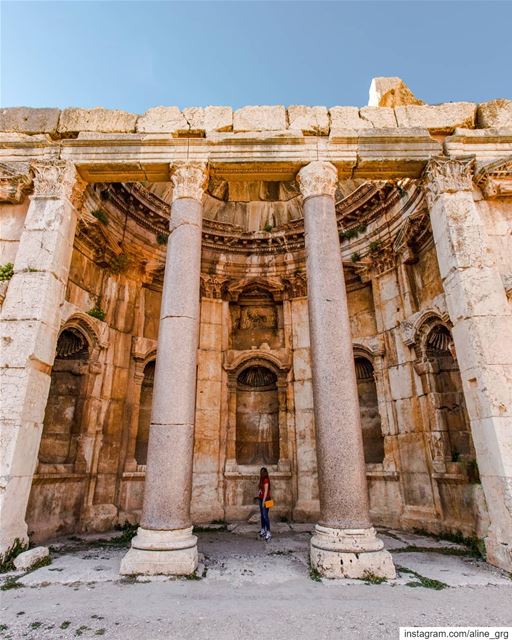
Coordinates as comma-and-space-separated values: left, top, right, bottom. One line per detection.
91, 209, 109, 225
75, 625, 90, 636
0, 263, 14, 281
369, 240, 381, 253
362, 570, 387, 585
0, 538, 28, 573
87, 307, 106, 321
263, 223, 273, 233
156, 232, 168, 245
351, 251, 361, 263
397, 565, 447, 590
29, 556, 52, 571
308, 563, 322, 583
60, 621, 71, 630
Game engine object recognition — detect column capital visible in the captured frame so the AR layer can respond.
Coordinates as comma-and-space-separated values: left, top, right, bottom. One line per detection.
0, 162, 33, 204
170, 162, 208, 203
297, 161, 338, 199
31, 161, 87, 210
423, 156, 475, 208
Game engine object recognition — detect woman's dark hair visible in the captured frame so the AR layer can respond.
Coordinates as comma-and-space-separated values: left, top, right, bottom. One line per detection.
259, 467, 269, 490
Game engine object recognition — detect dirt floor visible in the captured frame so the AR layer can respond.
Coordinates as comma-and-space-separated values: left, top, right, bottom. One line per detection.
1, 525, 511, 639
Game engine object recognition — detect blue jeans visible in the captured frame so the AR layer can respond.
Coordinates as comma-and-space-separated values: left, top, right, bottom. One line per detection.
259, 498, 270, 532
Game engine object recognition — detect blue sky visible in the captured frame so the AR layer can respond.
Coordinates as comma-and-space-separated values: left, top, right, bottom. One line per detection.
1, 1, 511, 111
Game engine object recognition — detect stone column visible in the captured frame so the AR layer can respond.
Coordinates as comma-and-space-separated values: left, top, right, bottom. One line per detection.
297, 161, 395, 579
121, 162, 208, 576
425, 157, 512, 572
0, 161, 86, 558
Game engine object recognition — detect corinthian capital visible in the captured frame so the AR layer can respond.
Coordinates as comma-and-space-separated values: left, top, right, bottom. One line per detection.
31, 161, 87, 210
0, 162, 33, 204
297, 161, 338, 199
423, 157, 475, 208
170, 162, 208, 202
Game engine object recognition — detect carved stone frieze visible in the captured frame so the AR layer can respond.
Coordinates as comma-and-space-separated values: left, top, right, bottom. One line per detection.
170, 162, 208, 202
0, 162, 33, 204
474, 158, 512, 199
423, 157, 475, 208
31, 161, 87, 210
297, 161, 338, 199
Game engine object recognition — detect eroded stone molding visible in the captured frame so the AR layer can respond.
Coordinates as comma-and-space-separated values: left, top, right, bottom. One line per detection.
474, 158, 512, 199
170, 162, 208, 203
399, 296, 450, 350
31, 161, 87, 210
423, 157, 476, 208
0, 161, 33, 204
297, 161, 338, 199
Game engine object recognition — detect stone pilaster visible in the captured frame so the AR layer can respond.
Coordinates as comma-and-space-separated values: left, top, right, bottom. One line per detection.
0, 161, 86, 558
121, 162, 208, 576
297, 161, 395, 578
425, 157, 512, 572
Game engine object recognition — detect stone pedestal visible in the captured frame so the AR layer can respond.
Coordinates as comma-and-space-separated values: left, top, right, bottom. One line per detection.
425, 157, 512, 572
121, 162, 207, 576
297, 161, 395, 579
0, 162, 86, 558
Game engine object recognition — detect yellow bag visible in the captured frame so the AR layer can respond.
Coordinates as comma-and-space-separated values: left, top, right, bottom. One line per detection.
264, 499, 274, 508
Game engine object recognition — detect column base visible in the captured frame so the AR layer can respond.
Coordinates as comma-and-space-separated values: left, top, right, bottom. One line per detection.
120, 526, 198, 576
310, 525, 396, 579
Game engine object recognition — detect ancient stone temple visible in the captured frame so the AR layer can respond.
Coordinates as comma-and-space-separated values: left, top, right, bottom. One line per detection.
1, 78, 511, 578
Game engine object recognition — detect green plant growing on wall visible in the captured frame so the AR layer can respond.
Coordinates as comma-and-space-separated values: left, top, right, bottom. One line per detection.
91, 209, 109, 225
369, 240, 381, 253
0, 262, 14, 281
263, 223, 274, 233
340, 223, 367, 241
87, 296, 106, 322
351, 251, 361, 263
156, 232, 168, 245
109, 253, 129, 275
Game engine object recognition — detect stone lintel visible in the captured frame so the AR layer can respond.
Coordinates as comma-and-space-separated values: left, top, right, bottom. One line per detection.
0, 129, 508, 183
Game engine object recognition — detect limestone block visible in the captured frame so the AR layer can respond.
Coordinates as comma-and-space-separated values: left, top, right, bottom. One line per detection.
0, 419, 43, 477
368, 77, 424, 108
443, 267, 509, 322
136, 106, 188, 135
395, 103, 476, 134
0, 108, 60, 135
233, 106, 286, 132
461, 366, 512, 422
329, 106, 371, 130
359, 107, 397, 128
477, 99, 512, 128
287, 106, 329, 135
59, 108, 137, 134
13, 546, 49, 571
183, 106, 232, 134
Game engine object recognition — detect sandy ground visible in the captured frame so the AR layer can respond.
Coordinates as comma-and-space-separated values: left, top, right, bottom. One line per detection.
1, 525, 511, 640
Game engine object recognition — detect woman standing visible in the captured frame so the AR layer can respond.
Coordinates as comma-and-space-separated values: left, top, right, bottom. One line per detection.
258, 467, 272, 542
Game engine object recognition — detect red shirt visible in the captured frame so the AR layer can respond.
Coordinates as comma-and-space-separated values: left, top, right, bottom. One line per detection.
259, 478, 271, 500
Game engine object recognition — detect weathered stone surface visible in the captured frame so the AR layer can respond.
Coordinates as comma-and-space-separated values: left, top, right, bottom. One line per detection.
359, 106, 397, 128
329, 106, 371, 130
477, 99, 512, 128
368, 77, 424, 107
13, 545, 49, 570
59, 108, 137, 133
395, 103, 476, 133
287, 106, 329, 135
233, 106, 286, 132
0, 108, 60, 135
183, 106, 232, 134
135, 106, 188, 135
